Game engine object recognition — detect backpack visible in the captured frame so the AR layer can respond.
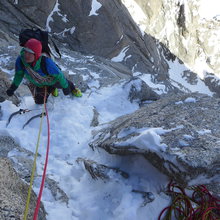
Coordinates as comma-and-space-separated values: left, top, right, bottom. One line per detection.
19, 28, 61, 58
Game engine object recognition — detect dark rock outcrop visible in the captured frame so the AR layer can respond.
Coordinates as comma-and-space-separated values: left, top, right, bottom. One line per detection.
0, 0, 171, 83
90, 92, 220, 186
123, 77, 160, 104
77, 157, 129, 180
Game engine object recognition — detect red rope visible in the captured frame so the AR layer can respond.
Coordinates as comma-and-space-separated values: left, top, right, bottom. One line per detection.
158, 180, 220, 220
33, 87, 50, 220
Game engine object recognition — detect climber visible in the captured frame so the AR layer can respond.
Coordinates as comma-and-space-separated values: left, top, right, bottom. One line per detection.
6, 38, 82, 104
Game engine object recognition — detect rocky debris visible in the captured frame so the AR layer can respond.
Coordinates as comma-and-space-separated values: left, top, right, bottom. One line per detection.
89, 92, 220, 186
0, 70, 20, 106
0, 134, 68, 212
69, 74, 88, 93
77, 158, 155, 206
0, 134, 38, 184
123, 77, 160, 104
204, 73, 220, 97
182, 70, 199, 85
0, 135, 33, 158
0, 158, 46, 220
90, 107, 100, 127
76, 157, 129, 180
132, 190, 155, 206
0, 39, 20, 71
45, 177, 69, 205
10, 155, 36, 184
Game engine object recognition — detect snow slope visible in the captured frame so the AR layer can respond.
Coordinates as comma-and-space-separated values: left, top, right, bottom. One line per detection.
0, 45, 213, 219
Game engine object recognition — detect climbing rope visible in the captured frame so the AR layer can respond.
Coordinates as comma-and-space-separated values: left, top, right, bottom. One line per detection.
158, 180, 220, 220
23, 87, 51, 220
33, 87, 51, 220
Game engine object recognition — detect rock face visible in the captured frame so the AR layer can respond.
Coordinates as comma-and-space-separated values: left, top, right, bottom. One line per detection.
0, 134, 70, 218
123, 77, 160, 104
0, 158, 46, 220
122, 0, 220, 75
90, 92, 220, 186
0, 0, 172, 83
53, 0, 170, 79
0, 70, 20, 106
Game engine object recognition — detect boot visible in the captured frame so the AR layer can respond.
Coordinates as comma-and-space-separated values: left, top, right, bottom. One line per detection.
52, 88, 58, 97
72, 88, 82, 97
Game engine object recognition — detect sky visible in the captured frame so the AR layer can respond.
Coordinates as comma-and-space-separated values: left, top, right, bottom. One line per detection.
199, 0, 220, 19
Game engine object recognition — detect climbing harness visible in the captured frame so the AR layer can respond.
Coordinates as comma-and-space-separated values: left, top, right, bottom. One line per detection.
23, 87, 51, 220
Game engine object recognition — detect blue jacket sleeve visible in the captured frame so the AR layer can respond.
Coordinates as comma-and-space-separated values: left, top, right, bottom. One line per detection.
45, 58, 69, 89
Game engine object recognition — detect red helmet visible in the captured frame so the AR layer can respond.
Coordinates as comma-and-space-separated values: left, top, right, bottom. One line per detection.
24, 38, 42, 61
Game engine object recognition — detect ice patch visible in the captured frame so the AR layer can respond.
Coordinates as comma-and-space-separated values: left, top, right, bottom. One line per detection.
89, 0, 102, 16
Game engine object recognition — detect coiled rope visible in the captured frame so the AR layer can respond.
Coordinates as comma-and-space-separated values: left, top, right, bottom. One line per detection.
158, 180, 220, 220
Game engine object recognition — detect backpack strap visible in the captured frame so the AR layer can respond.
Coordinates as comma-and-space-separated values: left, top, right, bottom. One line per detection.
40, 56, 49, 75
20, 56, 49, 76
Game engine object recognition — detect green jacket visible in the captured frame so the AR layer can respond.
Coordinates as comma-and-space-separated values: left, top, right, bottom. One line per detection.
13, 49, 68, 88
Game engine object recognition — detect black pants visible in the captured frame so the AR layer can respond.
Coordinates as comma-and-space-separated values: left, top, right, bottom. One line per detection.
29, 80, 75, 104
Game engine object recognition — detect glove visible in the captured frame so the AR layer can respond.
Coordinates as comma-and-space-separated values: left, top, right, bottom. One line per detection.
6, 84, 18, 97
62, 85, 71, 95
